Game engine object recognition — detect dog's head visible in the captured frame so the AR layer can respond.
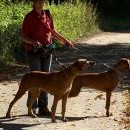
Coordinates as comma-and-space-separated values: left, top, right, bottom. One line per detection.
114, 58, 130, 72
74, 59, 95, 71
87, 60, 96, 68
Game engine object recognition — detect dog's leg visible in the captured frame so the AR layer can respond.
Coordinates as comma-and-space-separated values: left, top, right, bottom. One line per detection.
105, 91, 112, 117
61, 91, 70, 122
27, 88, 40, 118
6, 86, 28, 118
51, 95, 60, 122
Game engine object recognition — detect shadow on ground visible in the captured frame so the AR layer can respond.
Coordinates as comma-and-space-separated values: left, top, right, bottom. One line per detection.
1, 42, 130, 81
0, 117, 39, 130
54, 42, 130, 72
0, 114, 105, 129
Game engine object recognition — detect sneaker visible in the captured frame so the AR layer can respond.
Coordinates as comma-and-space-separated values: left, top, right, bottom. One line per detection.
38, 108, 51, 116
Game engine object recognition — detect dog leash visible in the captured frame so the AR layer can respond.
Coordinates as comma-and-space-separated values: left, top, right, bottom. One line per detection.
74, 44, 113, 69
53, 53, 67, 69
71, 45, 79, 51
87, 54, 113, 69
53, 45, 79, 69
53, 44, 112, 70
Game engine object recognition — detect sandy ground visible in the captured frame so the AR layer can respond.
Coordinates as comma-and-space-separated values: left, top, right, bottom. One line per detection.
0, 32, 130, 130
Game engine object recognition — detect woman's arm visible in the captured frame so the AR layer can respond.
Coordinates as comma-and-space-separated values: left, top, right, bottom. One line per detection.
41, 19, 72, 47
22, 33, 42, 47
22, 14, 42, 47
51, 30, 72, 47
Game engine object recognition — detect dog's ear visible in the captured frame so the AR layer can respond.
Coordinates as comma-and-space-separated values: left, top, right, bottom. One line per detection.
75, 59, 87, 71
126, 59, 130, 69
118, 58, 130, 70
88, 61, 96, 68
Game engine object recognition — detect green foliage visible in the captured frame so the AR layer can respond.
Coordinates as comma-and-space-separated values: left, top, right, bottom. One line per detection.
48, 3, 97, 40
0, 2, 31, 68
0, 1, 98, 69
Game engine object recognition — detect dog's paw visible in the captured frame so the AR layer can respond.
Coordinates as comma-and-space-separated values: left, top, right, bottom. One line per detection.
106, 112, 113, 117
32, 114, 38, 118
6, 113, 11, 118
28, 111, 38, 118
62, 118, 68, 122
51, 119, 56, 123
29, 113, 38, 118
109, 112, 113, 116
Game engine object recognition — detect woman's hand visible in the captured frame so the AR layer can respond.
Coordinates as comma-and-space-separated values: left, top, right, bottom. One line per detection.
65, 41, 73, 48
22, 34, 42, 48
33, 41, 42, 48
63, 38, 73, 48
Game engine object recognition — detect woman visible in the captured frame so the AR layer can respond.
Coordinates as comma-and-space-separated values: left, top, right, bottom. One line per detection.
22, 0, 72, 116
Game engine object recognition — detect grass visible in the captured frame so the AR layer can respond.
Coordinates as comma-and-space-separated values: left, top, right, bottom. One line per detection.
48, 3, 98, 40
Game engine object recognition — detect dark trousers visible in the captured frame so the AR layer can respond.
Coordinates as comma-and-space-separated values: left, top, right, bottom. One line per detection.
27, 52, 52, 109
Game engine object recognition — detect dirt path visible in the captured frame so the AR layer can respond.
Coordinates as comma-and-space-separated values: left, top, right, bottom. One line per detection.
0, 32, 130, 130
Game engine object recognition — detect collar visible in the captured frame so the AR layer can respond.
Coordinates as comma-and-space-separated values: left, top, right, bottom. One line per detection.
32, 9, 44, 18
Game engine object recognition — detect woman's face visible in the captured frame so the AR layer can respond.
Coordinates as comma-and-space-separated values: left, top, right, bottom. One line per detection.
33, 1, 45, 12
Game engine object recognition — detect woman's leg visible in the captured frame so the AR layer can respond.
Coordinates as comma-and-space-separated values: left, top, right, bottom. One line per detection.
38, 54, 52, 115
27, 53, 41, 110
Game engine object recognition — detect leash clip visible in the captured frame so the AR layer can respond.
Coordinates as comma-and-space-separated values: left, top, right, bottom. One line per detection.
72, 45, 79, 52
53, 53, 67, 70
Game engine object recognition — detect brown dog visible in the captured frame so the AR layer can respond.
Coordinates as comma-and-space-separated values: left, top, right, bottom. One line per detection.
6, 59, 94, 122
69, 58, 130, 117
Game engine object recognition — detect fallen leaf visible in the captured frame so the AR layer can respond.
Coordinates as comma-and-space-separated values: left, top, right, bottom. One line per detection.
94, 94, 105, 100
111, 100, 116, 105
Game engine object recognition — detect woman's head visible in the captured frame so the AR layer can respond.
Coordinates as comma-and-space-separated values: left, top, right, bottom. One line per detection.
32, 0, 45, 13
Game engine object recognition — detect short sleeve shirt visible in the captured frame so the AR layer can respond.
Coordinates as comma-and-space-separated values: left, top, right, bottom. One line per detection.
22, 9, 54, 51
